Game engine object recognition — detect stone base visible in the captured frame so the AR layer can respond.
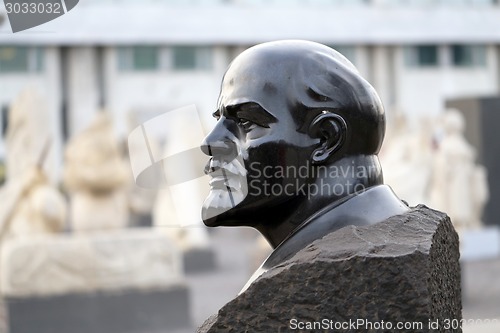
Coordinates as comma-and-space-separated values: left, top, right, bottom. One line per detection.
129, 213, 152, 228
0, 229, 183, 297
183, 248, 217, 274
0, 299, 7, 333
5, 285, 191, 333
198, 206, 462, 333
0, 229, 190, 332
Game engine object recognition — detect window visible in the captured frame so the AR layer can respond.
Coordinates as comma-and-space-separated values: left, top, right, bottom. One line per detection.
451, 45, 486, 67
0, 46, 44, 73
133, 46, 158, 70
117, 46, 213, 72
118, 46, 159, 71
417, 45, 438, 66
404, 45, 439, 67
1, 104, 8, 137
172, 46, 213, 70
173, 47, 196, 69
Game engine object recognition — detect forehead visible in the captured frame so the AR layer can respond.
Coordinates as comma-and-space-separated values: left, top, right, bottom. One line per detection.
218, 50, 295, 116
217, 42, 354, 119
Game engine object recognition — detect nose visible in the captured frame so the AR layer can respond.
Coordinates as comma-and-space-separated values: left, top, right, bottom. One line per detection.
200, 118, 237, 157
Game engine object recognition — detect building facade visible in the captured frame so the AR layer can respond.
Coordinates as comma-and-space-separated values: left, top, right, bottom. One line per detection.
0, 0, 499, 177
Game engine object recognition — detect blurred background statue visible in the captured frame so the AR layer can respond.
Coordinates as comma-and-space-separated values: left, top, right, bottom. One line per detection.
429, 109, 489, 231
0, 88, 67, 240
63, 112, 130, 232
380, 112, 434, 207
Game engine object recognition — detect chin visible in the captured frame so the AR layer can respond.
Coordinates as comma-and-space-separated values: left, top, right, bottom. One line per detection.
201, 205, 241, 227
201, 187, 247, 226
201, 210, 220, 227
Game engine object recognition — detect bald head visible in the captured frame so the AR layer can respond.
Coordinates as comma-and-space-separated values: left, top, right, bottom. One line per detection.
218, 40, 385, 158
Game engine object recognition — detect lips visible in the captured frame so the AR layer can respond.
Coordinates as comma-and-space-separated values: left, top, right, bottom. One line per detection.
207, 169, 240, 190
205, 158, 247, 190
208, 173, 230, 189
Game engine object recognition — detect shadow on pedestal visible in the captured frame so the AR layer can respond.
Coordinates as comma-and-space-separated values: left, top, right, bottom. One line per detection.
183, 248, 217, 274
5, 286, 191, 333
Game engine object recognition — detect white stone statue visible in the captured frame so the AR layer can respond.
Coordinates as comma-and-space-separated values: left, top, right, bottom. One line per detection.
0, 168, 67, 239
0, 88, 67, 240
63, 112, 130, 232
380, 113, 434, 206
429, 109, 489, 230
5, 87, 51, 180
0, 109, 188, 326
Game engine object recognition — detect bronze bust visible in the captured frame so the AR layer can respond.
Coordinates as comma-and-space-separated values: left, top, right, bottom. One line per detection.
200, 40, 409, 290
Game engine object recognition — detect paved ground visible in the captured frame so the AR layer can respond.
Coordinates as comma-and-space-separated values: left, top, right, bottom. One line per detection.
184, 228, 263, 329
1, 227, 499, 333
462, 258, 500, 333
168, 227, 262, 333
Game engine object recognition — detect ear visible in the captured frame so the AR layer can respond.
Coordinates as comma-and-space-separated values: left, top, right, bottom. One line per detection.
309, 111, 347, 165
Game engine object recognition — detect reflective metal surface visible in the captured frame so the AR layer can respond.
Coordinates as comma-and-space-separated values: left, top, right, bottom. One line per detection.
200, 40, 409, 288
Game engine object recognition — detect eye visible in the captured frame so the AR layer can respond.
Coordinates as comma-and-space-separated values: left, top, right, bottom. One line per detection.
238, 118, 256, 131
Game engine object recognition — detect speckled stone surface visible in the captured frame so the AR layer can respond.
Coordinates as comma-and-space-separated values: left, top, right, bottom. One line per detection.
198, 205, 462, 333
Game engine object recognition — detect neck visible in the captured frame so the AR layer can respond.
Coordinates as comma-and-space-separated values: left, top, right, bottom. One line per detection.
255, 155, 383, 248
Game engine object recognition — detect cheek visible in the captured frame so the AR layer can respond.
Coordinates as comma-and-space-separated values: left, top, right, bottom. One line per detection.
244, 132, 316, 164
245, 143, 309, 180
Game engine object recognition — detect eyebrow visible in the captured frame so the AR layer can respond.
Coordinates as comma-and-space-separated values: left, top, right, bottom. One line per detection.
226, 102, 277, 127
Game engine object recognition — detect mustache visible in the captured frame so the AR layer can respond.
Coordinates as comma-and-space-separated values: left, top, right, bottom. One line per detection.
204, 157, 247, 178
